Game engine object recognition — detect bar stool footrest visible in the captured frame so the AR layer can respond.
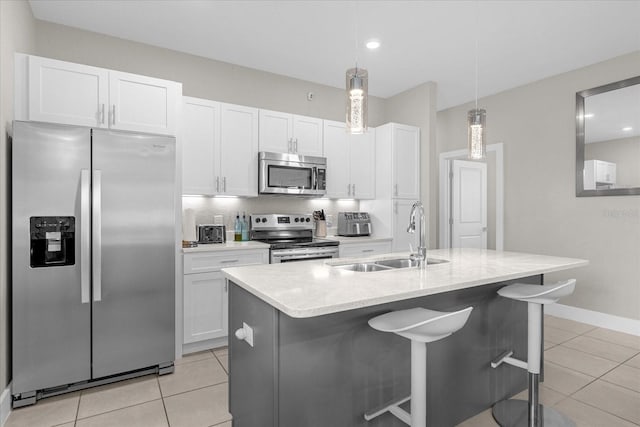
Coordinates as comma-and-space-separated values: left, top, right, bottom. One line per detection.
492, 399, 575, 427
364, 395, 411, 425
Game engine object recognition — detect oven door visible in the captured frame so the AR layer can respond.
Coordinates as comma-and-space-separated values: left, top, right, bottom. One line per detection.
270, 246, 339, 263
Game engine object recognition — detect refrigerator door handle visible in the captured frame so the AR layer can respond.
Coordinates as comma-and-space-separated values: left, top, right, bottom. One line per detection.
80, 169, 91, 304
92, 169, 102, 302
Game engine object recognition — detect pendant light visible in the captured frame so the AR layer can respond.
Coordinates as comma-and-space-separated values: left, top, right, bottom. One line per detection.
346, 2, 368, 134
468, 4, 486, 160
346, 67, 368, 134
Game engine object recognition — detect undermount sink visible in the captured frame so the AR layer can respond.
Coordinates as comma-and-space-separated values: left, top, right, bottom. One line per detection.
335, 263, 392, 272
332, 257, 448, 272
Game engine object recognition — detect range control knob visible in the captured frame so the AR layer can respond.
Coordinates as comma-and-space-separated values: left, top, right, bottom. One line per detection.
261, 218, 267, 223
255, 218, 260, 223
294, 218, 299, 222
305, 218, 311, 222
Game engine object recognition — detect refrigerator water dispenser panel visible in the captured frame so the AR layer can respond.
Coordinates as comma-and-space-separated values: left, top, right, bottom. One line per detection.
30, 216, 75, 267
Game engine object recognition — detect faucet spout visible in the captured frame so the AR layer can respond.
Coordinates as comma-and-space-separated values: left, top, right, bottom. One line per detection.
407, 201, 427, 264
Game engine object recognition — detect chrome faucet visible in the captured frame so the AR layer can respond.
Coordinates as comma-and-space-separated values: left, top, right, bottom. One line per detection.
407, 201, 427, 264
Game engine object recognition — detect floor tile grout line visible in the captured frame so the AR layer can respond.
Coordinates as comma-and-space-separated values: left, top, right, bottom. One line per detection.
161, 379, 229, 400
74, 390, 81, 425
599, 375, 640, 395
569, 391, 640, 426
69, 397, 165, 424
158, 377, 172, 427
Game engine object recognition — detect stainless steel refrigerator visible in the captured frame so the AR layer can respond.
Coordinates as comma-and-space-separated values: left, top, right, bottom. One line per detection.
12, 121, 176, 406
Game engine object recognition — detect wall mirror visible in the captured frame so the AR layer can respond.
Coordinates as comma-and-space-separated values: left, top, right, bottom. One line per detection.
576, 75, 640, 197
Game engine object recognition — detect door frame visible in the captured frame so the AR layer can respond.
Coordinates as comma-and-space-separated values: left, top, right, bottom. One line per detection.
438, 143, 504, 250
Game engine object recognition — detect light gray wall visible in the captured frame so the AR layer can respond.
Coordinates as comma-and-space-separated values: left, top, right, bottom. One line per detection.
436, 51, 640, 320
0, 0, 36, 393
385, 82, 438, 247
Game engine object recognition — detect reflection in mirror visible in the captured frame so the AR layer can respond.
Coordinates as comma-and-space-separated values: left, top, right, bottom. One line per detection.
576, 76, 640, 196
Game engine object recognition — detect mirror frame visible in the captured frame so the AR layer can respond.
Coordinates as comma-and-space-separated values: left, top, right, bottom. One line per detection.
576, 75, 640, 197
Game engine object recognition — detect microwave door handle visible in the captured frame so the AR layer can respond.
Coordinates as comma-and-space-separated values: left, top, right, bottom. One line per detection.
312, 167, 318, 190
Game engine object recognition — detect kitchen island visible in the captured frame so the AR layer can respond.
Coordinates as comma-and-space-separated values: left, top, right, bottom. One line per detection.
221, 248, 587, 427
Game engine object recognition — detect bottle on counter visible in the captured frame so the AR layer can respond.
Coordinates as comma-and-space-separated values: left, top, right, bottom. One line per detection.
241, 211, 249, 241
234, 212, 242, 241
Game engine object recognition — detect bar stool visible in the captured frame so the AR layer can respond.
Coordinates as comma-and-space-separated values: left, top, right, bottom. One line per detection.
364, 306, 473, 427
490, 279, 576, 427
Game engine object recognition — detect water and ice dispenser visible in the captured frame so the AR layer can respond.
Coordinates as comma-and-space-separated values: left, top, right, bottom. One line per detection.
30, 216, 75, 267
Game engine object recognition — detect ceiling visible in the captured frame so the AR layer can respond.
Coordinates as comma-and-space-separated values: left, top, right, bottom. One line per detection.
28, 0, 640, 111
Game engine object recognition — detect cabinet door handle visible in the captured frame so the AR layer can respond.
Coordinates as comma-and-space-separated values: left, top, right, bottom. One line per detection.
112, 105, 116, 125
352, 184, 356, 197
288, 138, 292, 153
223, 176, 227, 192
394, 184, 398, 197
362, 249, 374, 253
347, 184, 351, 196
216, 176, 220, 192
100, 104, 105, 124
394, 201, 398, 214
294, 138, 298, 153
221, 259, 239, 264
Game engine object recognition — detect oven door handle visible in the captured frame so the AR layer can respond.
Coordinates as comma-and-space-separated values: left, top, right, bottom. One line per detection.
272, 247, 339, 261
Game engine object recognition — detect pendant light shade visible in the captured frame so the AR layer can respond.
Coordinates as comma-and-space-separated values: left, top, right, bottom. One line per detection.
346, 67, 368, 134
467, 108, 486, 160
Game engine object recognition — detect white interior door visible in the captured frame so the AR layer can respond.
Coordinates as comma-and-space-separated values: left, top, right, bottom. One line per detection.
451, 160, 487, 248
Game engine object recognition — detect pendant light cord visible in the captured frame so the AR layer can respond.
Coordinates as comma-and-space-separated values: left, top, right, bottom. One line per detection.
474, 1, 479, 110
355, 1, 359, 70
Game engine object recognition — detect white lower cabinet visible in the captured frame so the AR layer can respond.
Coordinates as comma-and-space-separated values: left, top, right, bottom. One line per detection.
338, 240, 392, 258
182, 248, 268, 352
183, 271, 227, 344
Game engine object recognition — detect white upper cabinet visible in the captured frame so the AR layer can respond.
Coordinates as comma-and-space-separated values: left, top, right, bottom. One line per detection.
17, 54, 180, 136
259, 109, 323, 156
349, 130, 375, 199
219, 103, 259, 196
324, 120, 351, 198
375, 123, 420, 200
108, 71, 179, 135
182, 98, 219, 195
324, 120, 375, 199
182, 97, 258, 197
27, 55, 109, 127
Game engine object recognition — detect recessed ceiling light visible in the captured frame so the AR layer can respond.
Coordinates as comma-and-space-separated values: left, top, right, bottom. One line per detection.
584, 113, 594, 118
622, 126, 633, 131
366, 40, 381, 50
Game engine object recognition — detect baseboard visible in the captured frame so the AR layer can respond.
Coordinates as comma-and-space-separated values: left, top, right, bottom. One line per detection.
546, 304, 640, 337
182, 337, 228, 356
0, 383, 11, 427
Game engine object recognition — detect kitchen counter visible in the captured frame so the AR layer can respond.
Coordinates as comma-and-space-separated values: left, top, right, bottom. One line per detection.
225, 248, 588, 426
325, 235, 392, 243
221, 248, 588, 318
182, 240, 269, 253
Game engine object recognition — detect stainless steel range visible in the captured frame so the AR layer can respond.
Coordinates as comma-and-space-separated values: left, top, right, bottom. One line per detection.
250, 214, 339, 263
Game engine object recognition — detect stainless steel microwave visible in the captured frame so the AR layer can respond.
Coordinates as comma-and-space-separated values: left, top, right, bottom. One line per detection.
259, 151, 327, 196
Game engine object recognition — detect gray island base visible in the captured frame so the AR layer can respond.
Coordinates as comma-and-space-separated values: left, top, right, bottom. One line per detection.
223, 249, 588, 426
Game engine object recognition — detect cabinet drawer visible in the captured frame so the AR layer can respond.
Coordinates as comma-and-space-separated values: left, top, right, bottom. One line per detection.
339, 241, 392, 258
184, 250, 267, 274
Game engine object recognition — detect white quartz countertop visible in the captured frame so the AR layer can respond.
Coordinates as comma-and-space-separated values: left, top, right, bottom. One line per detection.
221, 248, 588, 318
183, 241, 270, 253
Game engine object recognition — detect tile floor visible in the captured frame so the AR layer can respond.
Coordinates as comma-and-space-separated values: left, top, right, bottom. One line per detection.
5, 316, 640, 427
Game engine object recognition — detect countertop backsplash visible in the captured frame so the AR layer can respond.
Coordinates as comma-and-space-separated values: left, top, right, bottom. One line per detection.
182, 196, 359, 238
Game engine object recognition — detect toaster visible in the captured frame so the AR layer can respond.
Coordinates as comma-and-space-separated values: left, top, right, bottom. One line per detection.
337, 212, 372, 237
197, 224, 226, 244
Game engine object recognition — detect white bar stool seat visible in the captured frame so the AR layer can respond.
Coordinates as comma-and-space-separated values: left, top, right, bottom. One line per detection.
364, 306, 473, 427
491, 279, 576, 427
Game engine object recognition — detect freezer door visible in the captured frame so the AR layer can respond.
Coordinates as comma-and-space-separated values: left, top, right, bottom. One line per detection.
12, 121, 92, 394
91, 130, 175, 378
